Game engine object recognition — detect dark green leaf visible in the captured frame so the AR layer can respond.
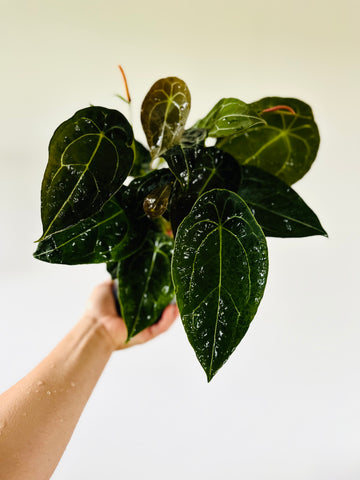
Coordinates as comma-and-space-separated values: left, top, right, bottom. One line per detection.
180, 127, 207, 148
194, 98, 265, 138
238, 166, 327, 237
141, 77, 191, 159
106, 261, 118, 280
34, 170, 176, 265
218, 97, 320, 185
130, 140, 152, 177
33, 191, 149, 265
115, 231, 175, 339
40, 106, 134, 240
172, 188, 268, 381
164, 145, 241, 192
163, 145, 242, 235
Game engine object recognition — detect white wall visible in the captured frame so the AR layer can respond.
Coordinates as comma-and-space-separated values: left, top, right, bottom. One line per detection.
1, 0, 359, 478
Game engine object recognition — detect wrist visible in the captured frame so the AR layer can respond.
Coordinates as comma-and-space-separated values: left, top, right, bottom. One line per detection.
79, 314, 117, 354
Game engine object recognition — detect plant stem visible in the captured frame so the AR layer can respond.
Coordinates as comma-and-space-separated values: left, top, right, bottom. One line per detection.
118, 65, 131, 103
261, 105, 296, 115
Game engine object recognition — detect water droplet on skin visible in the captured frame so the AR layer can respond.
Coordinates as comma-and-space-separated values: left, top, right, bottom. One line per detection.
46, 391, 52, 395
70, 382, 76, 388
37, 380, 44, 386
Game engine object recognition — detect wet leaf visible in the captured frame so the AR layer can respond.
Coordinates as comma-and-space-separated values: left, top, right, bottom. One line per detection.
141, 77, 191, 159
172, 188, 268, 381
180, 127, 207, 148
143, 183, 172, 218
218, 97, 320, 185
163, 145, 241, 235
194, 98, 265, 138
34, 169, 177, 265
33, 191, 148, 265
124, 168, 175, 213
40, 106, 134, 240
114, 231, 175, 339
238, 166, 327, 237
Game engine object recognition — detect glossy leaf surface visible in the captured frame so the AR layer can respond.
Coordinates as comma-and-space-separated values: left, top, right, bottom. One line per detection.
180, 127, 207, 148
218, 97, 320, 185
34, 170, 175, 265
238, 166, 327, 237
195, 98, 265, 138
172, 189, 268, 381
33, 191, 148, 264
40, 106, 134, 240
123, 168, 174, 213
143, 183, 172, 218
115, 231, 175, 339
164, 145, 242, 235
141, 77, 191, 159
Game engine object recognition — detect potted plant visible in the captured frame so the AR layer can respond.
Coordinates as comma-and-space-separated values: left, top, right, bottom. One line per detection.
34, 73, 326, 381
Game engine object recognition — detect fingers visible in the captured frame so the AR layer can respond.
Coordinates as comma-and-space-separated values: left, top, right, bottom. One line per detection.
87, 280, 118, 317
148, 303, 179, 337
87, 281, 179, 350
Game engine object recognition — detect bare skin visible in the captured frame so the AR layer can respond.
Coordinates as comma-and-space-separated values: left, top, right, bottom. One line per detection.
0, 280, 178, 480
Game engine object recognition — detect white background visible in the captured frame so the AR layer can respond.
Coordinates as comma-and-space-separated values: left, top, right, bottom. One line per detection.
1, 0, 359, 478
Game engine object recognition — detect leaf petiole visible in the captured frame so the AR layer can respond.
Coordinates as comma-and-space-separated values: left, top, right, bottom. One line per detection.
261, 105, 296, 115
118, 65, 131, 103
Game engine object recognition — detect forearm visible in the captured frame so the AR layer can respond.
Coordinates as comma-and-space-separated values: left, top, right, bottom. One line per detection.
0, 314, 114, 480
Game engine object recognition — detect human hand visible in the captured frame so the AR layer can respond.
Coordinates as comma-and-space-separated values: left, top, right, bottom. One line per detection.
84, 280, 179, 351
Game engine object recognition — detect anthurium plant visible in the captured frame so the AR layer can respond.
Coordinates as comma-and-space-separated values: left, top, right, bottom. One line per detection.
34, 74, 327, 381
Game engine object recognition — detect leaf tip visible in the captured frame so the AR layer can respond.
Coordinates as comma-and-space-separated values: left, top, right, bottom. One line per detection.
204, 363, 218, 382
206, 369, 217, 383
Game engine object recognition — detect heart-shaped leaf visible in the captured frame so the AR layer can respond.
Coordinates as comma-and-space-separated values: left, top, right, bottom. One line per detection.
40, 106, 134, 240
194, 98, 265, 138
114, 231, 175, 340
218, 98, 320, 185
172, 188, 268, 381
238, 166, 327, 237
141, 77, 191, 159
163, 145, 242, 235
